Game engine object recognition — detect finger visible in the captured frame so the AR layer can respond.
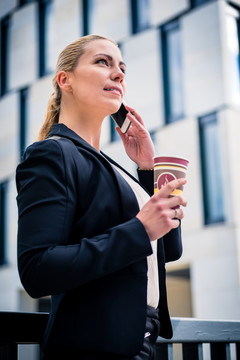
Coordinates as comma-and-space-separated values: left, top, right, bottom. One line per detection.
172, 207, 184, 220
115, 126, 128, 141
125, 106, 145, 126
157, 178, 187, 198
171, 218, 182, 229
168, 195, 187, 209
126, 114, 145, 133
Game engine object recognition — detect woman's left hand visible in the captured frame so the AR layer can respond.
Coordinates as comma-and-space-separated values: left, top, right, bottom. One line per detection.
116, 105, 155, 169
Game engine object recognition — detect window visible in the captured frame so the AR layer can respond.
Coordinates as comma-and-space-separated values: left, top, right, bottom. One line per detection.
82, 0, 94, 36
18, 0, 34, 6
0, 16, 10, 97
226, 9, 240, 104
161, 20, 184, 124
0, 182, 8, 266
130, 0, 150, 34
110, 116, 120, 142
19, 88, 29, 159
199, 113, 225, 225
190, 0, 215, 8
38, 0, 54, 77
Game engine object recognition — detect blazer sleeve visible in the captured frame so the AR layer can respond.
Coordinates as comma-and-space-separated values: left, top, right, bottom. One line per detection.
16, 140, 153, 299
137, 168, 183, 262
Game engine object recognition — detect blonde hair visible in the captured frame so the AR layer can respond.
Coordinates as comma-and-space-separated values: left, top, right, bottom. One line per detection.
38, 34, 118, 141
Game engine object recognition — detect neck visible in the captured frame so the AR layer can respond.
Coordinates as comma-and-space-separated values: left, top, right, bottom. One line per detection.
59, 100, 104, 151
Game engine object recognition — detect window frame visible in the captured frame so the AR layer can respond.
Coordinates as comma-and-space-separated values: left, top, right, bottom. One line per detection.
82, 0, 94, 36
0, 181, 8, 266
19, 88, 29, 159
0, 16, 10, 97
161, 20, 184, 124
199, 112, 225, 225
190, 0, 215, 8
38, 0, 53, 77
130, 0, 150, 34
18, 0, 35, 6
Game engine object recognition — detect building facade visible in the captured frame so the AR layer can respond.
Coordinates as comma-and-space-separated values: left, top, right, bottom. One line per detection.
1, 0, 240, 339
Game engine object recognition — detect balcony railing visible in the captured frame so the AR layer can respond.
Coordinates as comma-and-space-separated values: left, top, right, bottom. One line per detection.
156, 318, 240, 360
0, 311, 240, 359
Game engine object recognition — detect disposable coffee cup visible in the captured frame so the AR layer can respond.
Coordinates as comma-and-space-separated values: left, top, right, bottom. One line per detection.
153, 156, 189, 196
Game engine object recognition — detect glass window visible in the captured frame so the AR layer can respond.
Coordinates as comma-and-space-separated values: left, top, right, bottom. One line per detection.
199, 113, 225, 225
38, 0, 54, 77
190, 0, 214, 8
19, 88, 29, 159
82, 0, 94, 36
0, 16, 10, 97
18, 0, 34, 6
226, 11, 240, 104
110, 116, 120, 142
161, 21, 184, 124
131, 0, 150, 34
0, 182, 8, 266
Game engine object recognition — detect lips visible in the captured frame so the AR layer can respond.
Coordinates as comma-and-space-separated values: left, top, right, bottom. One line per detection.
104, 87, 122, 96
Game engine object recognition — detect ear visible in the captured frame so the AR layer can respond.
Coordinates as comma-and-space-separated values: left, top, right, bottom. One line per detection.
57, 71, 72, 92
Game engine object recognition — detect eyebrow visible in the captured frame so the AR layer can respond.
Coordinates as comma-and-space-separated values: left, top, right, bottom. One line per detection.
93, 53, 126, 68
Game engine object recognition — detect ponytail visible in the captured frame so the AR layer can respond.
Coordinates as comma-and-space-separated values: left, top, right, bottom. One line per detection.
38, 75, 61, 141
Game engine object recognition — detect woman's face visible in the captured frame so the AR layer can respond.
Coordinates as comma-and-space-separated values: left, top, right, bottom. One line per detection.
68, 39, 126, 116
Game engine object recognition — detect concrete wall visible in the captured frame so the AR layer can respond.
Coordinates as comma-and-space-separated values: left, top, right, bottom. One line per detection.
182, 1, 225, 117
9, 3, 38, 90
27, 75, 53, 145
0, 92, 19, 182
123, 28, 164, 131
91, 0, 130, 42
53, 0, 81, 64
150, 0, 189, 26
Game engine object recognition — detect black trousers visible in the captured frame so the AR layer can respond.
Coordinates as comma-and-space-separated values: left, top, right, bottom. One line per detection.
42, 306, 160, 360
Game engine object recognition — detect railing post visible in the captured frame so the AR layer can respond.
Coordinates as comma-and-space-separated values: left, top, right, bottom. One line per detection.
0, 343, 18, 360
210, 343, 228, 360
182, 343, 199, 359
156, 342, 169, 359
236, 342, 240, 359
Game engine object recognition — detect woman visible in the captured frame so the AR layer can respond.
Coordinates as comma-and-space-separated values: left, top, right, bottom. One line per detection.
16, 34, 187, 360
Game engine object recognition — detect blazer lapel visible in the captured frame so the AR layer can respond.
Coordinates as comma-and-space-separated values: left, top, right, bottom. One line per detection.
48, 124, 141, 220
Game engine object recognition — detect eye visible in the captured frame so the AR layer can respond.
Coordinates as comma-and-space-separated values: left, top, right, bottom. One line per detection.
120, 67, 126, 74
96, 58, 109, 66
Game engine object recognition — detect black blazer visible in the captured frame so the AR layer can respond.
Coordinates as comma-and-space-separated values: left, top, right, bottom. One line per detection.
16, 124, 182, 356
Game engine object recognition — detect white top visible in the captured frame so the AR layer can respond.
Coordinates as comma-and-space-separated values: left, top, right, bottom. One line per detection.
111, 164, 159, 309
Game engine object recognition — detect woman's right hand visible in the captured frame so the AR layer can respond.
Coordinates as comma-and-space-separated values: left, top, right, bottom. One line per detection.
136, 178, 187, 241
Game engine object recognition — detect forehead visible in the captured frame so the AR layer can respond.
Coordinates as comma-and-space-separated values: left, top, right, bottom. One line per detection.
82, 39, 123, 62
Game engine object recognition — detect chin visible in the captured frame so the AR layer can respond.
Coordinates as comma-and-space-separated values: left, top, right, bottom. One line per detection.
104, 101, 122, 116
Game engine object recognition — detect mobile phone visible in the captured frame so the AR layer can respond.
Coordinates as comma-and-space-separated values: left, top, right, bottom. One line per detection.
111, 101, 132, 133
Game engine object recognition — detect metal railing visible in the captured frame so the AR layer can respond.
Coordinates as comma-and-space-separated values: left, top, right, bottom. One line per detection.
1, 311, 240, 359
0, 311, 48, 360
156, 317, 240, 359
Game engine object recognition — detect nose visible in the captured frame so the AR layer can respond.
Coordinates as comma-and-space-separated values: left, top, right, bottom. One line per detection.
111, 67, 125, 82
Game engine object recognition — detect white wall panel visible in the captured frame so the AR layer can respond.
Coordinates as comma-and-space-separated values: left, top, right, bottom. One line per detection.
53, 0, 81, 64
27, 75, 53, 145
9, 3, 38, 90
182, 1, 225, 116
91, 0, 130, 42
122, 29, 164, 131
219, 108, 240, 226
220, 3, 240, 107
150, 0, 189, 26
0, 0, 17, 18
0, 92, 19, 181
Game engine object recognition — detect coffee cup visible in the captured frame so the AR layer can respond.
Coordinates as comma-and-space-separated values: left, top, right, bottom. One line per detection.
153, 155, 189, 196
